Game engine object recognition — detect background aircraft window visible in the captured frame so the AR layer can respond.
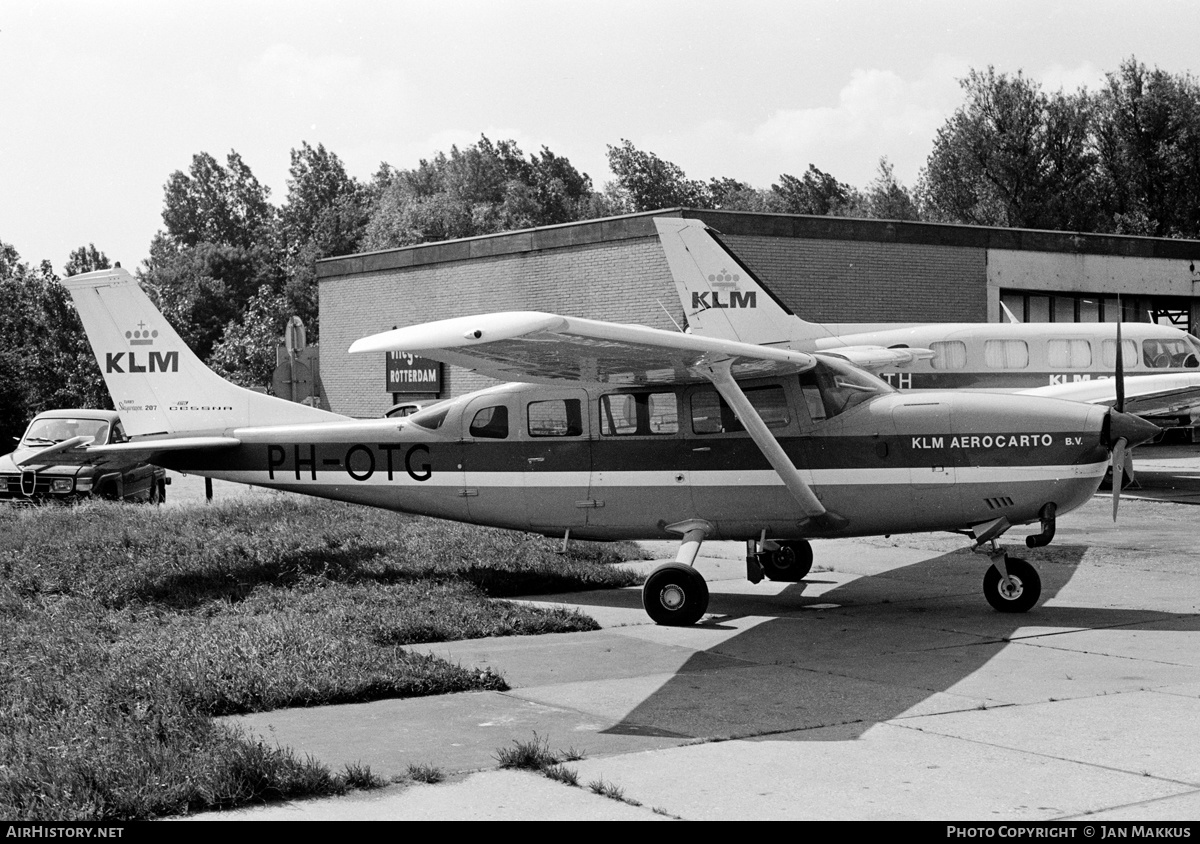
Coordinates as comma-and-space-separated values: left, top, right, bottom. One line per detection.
929, 340, 967, 370
528, 399, 583, 437
469, 405, 509, 439
1101, 339, 1139, 368
690, 385, 788, 434
984, 339, 1029, 369
1047, 338, 1092, 368
600, 392, 678, 436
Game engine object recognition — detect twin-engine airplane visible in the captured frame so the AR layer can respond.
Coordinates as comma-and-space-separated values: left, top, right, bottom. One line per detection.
60, 247, 1158, 625
656, 217, 1200, 434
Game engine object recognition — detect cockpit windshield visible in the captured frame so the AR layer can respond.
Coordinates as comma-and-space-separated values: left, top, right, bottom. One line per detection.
800, 357, 896, 422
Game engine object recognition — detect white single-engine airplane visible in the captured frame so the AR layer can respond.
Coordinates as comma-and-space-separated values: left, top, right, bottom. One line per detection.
657, 217, 1200, 434
60, 259, 1158, 625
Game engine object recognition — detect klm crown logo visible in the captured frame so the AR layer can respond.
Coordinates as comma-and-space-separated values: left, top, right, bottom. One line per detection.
692, 268, 757, 310
126, 322, 159, 346
106, 321, 178, 374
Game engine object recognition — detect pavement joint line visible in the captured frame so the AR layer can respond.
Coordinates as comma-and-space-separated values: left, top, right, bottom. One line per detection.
892, 716, 1200, 792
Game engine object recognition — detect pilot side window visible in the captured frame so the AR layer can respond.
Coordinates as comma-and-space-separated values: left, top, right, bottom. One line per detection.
1143, 338, 1200, 369
600, 392, 679, 436
528, 399, 583, 437
984, 339, 1029, 369
691, 385, 789, 434
798, 358, 892, 423
1047, 339, 1092, 368
469, 406, 509, 439
929, 341, 967, 370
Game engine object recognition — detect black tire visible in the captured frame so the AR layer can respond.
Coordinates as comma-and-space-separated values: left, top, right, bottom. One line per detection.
761, 539, 814, 582
642, 563, 710, 626
983, 556, 1041, 613
147, 477, 164, 505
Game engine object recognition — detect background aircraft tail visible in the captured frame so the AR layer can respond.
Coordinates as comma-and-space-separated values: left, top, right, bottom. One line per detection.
655, 217, 831, 347
63, 267, 346, 437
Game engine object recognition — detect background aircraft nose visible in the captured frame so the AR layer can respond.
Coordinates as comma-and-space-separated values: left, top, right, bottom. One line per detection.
1104, 410, 1162, 450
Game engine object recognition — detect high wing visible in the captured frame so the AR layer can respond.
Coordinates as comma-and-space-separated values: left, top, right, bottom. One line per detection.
349, 311, 818, 384
1021, 373, 1200, 423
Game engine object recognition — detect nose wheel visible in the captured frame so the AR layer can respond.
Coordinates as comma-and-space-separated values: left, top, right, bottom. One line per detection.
643, 563, 710, 626
983, 556, 1041, 613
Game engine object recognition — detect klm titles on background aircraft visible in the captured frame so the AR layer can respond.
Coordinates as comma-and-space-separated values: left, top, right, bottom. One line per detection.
692, 269, 757, 310
106, 323, 179, 373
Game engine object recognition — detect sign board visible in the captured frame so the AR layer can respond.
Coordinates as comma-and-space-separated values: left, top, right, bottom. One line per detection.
386, 352, 442, 393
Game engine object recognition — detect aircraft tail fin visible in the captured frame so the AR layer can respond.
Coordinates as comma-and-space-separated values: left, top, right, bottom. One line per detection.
654, 217, 829, 347
62, 267, 347, 437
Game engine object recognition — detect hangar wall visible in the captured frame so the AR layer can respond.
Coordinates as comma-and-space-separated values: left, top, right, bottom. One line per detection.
317, 209, 1200, 418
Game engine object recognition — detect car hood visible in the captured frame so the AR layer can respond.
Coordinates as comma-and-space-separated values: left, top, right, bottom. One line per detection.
0, 450, 87, 476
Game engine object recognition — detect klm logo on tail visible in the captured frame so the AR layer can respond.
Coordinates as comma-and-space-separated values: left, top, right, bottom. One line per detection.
692, 269, 757, 310
105, 322, 179, 373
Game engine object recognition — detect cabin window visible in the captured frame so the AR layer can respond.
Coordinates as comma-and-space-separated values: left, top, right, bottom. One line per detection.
929, 340, 967, 370
691, 385, 789, 434
600, 392, 678, 436
1101, 339, 1139, 369
1143, 338, 1200, 368
1047, 339, 1092, 368
469, 406, 509, 439
528, 399, 583, 437
984, 339, 1029, 369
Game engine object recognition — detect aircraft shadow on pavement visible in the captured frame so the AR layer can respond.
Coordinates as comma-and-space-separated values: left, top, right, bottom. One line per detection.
573, 545, 1200, 743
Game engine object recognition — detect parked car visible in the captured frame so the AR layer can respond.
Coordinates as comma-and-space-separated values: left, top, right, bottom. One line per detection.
383, 400, 441, 419
0, 409, 167, 504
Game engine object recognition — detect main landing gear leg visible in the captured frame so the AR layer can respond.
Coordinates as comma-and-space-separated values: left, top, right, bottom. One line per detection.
747, 534, 814, 583
643, 520, 713, 626
972, 517, 1042, 613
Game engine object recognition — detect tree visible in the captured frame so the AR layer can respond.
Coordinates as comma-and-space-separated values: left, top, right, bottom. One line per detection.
863, 158, 921, 221
770, 165, 862, 216
1094, 58, 1200, 237
64, 243, 111, 277
920, 67, 1099, 230
362, 135, 602, 251
208, 285, 290, 388
161, 150, 276, 250
604, 139, 712, 212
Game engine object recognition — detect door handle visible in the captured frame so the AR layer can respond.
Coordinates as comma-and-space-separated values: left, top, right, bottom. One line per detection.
692, 447, 711, 453
527, 457, 545, 463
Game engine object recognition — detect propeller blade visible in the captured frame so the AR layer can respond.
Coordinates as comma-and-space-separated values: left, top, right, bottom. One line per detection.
1115, 318, 1126, 414
1111, 437, 1127, 521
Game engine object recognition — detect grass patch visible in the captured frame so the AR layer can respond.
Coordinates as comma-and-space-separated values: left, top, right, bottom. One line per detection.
0, 497, 643, 820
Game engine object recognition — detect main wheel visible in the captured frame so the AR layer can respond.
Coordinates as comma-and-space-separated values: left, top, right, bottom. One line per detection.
983, 556, 1041, 613
643, 563, 710, 626
761, 539, 814, 582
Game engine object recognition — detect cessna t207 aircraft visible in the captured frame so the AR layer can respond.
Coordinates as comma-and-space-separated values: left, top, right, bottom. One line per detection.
658, 217, 1200, 433
60, 264, 1158, 625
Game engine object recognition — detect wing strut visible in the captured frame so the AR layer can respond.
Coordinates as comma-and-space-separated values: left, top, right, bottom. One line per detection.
700, 359, 847, 532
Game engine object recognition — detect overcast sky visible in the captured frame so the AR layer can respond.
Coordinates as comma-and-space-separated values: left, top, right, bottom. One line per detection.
2, 0, 1198, 274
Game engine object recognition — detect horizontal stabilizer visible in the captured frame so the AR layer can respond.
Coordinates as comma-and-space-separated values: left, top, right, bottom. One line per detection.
84, 436, 242, 460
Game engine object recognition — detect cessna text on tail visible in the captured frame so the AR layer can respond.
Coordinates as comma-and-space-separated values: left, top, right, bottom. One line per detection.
657, 217, 1200, 431
60, 266, 1157, 625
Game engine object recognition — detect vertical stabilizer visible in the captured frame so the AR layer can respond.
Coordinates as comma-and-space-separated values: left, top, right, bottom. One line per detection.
655, 217, 826, 346
62, 268, 347, 437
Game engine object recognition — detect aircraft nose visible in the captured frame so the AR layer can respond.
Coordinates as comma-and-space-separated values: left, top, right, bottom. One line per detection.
1105, 409, 1162, 449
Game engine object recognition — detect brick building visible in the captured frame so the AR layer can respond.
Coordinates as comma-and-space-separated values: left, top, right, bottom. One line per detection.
316, 209, 1200, 418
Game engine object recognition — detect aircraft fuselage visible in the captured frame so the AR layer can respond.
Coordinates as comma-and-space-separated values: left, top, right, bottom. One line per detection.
158, 375, 1112, 543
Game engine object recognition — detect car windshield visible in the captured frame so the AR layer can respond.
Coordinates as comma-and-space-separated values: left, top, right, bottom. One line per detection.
22, 417, 110, 446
